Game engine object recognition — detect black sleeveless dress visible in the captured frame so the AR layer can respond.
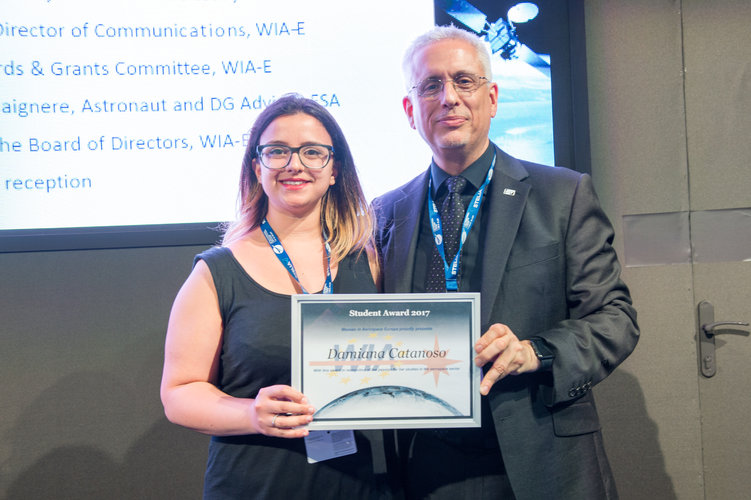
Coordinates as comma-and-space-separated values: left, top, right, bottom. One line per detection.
196, 246, 394, 499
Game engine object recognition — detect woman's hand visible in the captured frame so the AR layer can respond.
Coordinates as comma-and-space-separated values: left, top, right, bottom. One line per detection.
250, 385, 316, 438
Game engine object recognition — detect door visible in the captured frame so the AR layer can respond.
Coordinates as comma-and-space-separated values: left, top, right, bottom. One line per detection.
684, 1, 751, 498
585, 1, 751, 499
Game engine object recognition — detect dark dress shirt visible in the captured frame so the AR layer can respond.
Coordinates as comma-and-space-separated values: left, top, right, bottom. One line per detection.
411, 143, 495, 294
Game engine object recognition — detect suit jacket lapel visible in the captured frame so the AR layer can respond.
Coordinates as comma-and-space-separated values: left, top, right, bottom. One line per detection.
385, 171, 429, 293
480, 147, 530, 327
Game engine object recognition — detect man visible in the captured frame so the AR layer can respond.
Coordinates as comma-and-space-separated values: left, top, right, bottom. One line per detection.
373, 26, 639, 499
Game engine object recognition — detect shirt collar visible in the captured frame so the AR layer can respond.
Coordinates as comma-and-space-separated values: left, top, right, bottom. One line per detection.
430, 143, 495, 197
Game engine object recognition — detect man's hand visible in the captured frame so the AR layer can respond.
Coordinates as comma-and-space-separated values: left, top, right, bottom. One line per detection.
474, 323, 541, 395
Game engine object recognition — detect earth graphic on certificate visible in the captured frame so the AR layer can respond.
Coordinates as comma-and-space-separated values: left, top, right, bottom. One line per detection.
314, 385, 462, 418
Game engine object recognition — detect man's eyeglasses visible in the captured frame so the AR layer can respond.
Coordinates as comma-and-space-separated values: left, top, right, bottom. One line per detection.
256, 144, 334, 170
410, 73, 490, 100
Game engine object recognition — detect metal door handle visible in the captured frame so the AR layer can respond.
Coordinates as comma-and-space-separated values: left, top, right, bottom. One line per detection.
702, 321, 750, 337
697, 300, 750, 378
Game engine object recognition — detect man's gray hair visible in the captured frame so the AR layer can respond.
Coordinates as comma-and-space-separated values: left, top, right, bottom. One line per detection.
402, 25, 492, 91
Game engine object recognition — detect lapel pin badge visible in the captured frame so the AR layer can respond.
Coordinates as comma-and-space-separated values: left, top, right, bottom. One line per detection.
503, 188, 516, 196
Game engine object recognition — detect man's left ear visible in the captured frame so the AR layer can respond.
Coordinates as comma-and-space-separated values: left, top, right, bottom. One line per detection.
489, 82, 499, 118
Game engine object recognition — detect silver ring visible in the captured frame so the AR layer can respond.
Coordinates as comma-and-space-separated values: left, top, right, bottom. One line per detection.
271, 414, 279, 428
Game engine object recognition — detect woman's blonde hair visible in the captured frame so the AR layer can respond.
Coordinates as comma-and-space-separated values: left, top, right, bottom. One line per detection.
222, 94, 375, 267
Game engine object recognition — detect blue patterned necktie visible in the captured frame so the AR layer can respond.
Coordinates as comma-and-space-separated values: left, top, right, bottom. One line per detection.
425, 176, 468, 292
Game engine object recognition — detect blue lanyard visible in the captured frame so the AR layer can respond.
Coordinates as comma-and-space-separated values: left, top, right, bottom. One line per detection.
427, 154, 495, 291
260, 218, 333, 295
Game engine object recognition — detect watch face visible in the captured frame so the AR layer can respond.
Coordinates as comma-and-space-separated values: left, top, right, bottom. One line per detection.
530, 340, 542, 358
530, 339, 554, 370
530, 339, 550, 357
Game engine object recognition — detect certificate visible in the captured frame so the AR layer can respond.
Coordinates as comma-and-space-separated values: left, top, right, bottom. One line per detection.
291, 293, 481, 430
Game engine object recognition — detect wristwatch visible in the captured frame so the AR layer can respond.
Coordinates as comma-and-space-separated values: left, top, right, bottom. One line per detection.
529, 337, 554, 371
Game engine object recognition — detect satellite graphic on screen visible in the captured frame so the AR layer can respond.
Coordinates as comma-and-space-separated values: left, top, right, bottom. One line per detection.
437, 0, 549, 77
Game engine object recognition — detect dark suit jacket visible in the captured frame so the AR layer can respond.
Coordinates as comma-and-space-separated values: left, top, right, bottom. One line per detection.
372, 145, 639, 499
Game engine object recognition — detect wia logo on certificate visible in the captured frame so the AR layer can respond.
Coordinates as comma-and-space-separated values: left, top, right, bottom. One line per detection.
291, 293, 482, 430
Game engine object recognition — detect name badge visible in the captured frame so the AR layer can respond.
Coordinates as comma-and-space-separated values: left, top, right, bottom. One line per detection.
304, 430, 357, 464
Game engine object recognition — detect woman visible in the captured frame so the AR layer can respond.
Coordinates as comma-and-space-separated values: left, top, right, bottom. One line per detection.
161, 94, 392, 499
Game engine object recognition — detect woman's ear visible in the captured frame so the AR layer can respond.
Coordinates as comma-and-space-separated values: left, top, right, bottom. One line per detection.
329, 162, 338, 185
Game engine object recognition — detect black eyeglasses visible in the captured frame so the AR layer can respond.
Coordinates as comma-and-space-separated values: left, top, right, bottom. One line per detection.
410, 73, 490, 100
255, 144, 334, 170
